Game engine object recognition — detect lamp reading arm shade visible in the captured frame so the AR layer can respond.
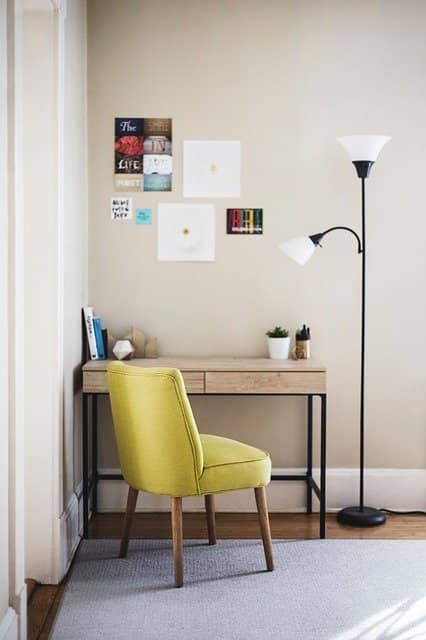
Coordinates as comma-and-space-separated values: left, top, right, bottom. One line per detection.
279, 226, 363, 265
338, 135, 391, 178
278, 236, 317, 265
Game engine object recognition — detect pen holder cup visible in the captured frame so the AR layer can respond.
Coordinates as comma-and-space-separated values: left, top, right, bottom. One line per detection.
295, 340, 310, 360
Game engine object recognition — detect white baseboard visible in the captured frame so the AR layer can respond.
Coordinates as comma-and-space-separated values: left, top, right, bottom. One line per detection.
59, 487, 82, 579
11, 586, 26, 640
0, 609, 17, 640
58, 467, 425, 586
95, 467, 426, 513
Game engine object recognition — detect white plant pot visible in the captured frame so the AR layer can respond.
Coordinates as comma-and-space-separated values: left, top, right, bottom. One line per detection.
267, 336, 291, 360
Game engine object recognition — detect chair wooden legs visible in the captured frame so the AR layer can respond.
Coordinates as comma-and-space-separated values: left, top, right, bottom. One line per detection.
120, 489, 271, 586
171, 497, 183, 587
204, 494, 217, 545
254, 487, 274, 571
119, 486, 138, 558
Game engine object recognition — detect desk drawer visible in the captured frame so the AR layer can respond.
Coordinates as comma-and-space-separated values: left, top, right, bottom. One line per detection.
205, 371, 325, 394
83, 369, 205, 394
181, 372, 205, 394
84, 370, 108, 394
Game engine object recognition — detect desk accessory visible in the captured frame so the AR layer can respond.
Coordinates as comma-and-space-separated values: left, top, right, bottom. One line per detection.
266, 326, 290, 359
108, 327, 158, 359
279, 134, 390, 527
112, 340, 135, 360
294, 325, 311, 359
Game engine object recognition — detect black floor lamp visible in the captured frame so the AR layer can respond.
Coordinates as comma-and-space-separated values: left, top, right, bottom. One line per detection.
279, 134, 391, 527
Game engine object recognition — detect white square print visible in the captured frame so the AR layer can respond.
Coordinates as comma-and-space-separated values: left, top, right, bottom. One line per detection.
183, 140, 240, 198
158, 203, 215, 262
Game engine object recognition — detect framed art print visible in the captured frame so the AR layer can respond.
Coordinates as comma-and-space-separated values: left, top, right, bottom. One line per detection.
158, 203, 215, 262
183, 140, 240, 198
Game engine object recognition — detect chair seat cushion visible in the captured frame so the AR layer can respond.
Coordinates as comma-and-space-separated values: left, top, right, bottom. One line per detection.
198, 434, 271, 495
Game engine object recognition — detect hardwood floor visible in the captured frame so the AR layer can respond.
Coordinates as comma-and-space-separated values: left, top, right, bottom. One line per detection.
28, 511, 426, 639
88, 510, 426, 541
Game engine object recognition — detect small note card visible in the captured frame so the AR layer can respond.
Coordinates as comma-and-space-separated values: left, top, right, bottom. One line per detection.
111, 197, 132, 220
135, 208, 153, 225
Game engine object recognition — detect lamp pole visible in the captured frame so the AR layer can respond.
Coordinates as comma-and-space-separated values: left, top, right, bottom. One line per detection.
336, 165, 385, 526
360, 177, 366, 512
280, 134, 390, 527
306, 177, 386, 525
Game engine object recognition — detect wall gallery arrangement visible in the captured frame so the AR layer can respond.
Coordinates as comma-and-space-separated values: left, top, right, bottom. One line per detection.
111, 127, 263, 259
114, 117, 172, 192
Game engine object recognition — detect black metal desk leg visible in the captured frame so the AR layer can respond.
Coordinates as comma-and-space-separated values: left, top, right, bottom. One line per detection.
306, 395, 313, 514
92, 394, 98, 512
82, 393, 89, 539
320, 394, 327, 539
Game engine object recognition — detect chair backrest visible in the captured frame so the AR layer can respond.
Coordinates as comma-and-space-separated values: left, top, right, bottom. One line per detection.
107, 362, 204, 497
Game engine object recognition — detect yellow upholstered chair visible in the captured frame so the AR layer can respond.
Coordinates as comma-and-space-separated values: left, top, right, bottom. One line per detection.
107, 361, 274, 587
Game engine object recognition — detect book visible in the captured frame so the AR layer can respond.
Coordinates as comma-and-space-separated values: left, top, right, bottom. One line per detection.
93, 317, 106, 359
83, 306, 99, 360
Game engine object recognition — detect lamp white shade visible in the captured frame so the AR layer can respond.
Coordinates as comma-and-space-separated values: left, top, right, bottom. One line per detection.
279, 236, 316, 266
337, 135, 391, 162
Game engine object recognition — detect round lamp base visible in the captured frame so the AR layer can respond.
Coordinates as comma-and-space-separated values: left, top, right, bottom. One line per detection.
337, 506, 386, 527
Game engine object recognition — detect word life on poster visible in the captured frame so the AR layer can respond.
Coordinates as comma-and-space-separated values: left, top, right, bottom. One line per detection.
114, 117, 172, 192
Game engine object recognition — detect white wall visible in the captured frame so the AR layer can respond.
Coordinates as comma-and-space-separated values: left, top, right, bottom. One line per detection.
0, 0, 11, 626
87, 0, 426, 511
23, 0, 87, 584
23, 8, 58, 583
63, 0, 88, 509
1, 0, 26, 637
61, 0, 88, 573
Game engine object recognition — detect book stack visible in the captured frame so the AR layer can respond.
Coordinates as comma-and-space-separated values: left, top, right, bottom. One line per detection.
83, 306, 107, 360
227, 208, 263, 235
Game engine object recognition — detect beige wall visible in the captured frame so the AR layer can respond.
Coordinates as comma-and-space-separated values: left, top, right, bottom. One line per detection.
88, 0, 426, 478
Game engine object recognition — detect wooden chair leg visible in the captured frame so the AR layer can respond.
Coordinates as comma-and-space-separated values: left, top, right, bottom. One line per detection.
119, 486, 138, 558
204, 494, 217, 545
171, 497, 183, 587
254, 486, 274, 571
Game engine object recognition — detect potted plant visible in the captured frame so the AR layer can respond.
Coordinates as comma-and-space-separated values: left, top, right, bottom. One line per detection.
266, 326, 291, 359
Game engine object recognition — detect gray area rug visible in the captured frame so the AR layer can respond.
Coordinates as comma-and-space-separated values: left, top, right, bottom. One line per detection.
51, 539, 426, 640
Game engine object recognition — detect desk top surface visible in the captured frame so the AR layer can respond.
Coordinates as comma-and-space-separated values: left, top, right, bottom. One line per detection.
83, 356, 326, 373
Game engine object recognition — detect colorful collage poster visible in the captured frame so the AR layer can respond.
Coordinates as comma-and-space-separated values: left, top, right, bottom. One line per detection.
227, 208, 263, 234
114, 117, 172, 192
114, 118, 144, 191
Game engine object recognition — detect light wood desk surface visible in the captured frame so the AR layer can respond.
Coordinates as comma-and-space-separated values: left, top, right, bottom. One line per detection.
83, 357, 326, 395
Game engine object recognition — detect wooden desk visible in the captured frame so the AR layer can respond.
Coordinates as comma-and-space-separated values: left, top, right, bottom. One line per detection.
82, 357, 327, 538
